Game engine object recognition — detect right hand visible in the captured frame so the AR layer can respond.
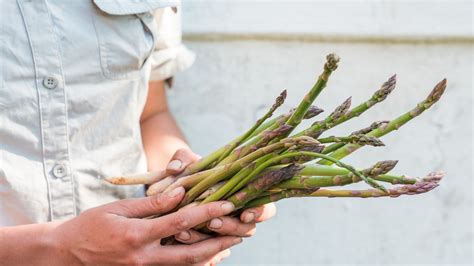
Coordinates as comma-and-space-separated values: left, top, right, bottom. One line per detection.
46, 187, 240, 265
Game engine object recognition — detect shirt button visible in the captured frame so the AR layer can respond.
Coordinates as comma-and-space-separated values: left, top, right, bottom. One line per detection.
43, 77, 58, 89
52, 164, 68, 179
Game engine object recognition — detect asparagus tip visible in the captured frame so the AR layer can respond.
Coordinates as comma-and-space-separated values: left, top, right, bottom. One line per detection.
389, 177, 441, 197
373, 74, 397, 101
325, 53, 340, 71
421, 171, 445, 183
350, 120, 390, 136
369, 160, 398, 176
271, 90, 287, 112
285, 136, 320, 146
426, 79, 447, 104
303, 105, 325, 119
262, 124, 294, 144
351, 134, 385, 146
330, 97, 352, 121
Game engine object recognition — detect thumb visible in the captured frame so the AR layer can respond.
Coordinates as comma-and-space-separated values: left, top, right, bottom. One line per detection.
107, 186, 185, 218
167, 148, 201, 175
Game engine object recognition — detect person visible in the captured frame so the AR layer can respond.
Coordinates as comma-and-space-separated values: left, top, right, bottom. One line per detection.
0, 1, 276, 265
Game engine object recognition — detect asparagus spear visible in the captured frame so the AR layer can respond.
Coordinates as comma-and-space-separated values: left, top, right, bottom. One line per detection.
215, 90, 287, 163
216, 106, 323, 166
227, 164, 304, 209
272, 160, 398, 191
223, 150, 387, 200
319, 79, 447, 165
196, 181, 226, 201
320, 121, 390, 154
285, 53, 340, 127
178, 99, 288, 177
245, 171, 443, 208
216, 53, 339, 166
293, 74, 397, 138
317, 134, 385, 146
245, 189, 319, 208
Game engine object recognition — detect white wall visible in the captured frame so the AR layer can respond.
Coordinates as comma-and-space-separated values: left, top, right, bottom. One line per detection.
170, 1, 473, 265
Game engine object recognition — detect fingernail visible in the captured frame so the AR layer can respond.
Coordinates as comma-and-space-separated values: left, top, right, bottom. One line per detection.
221, 202, 235, 213
232, 238, 242, 245
168, 160, 182, 171
208, 218, 223, 229
167, 186, 184, 197
221, 249, 231, 259
177, 230, 191, 241
243, 212, 255, 223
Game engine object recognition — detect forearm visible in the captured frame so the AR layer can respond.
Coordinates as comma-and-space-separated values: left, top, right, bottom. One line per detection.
141, 103, 190, 171
140, 80, 192, 172
0, 222, 63, 265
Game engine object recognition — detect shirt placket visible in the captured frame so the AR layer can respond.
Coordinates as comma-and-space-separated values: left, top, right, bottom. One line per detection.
18, 0, 76, 220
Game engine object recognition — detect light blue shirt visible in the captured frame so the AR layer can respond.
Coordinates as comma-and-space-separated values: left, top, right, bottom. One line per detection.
0, 0, 194, 225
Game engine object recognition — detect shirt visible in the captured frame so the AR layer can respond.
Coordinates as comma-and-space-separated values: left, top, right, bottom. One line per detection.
0, 0, 195, 226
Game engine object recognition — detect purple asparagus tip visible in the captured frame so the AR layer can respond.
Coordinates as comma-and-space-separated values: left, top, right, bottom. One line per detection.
272, 90, 287, 111
329, 97, 352, 121
388, 171, 444, 197
373, 74, 397, 102
426, 79, 447, 104
303, 106, 325, 119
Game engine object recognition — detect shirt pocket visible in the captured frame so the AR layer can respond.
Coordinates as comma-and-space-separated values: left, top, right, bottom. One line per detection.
92, 0, 178, 80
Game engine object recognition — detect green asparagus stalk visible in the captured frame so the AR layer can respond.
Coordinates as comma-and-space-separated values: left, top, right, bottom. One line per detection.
224, 150, 386, 200
318, 134, 385, 146
297, 163, 417, 185
319, 79, 447, 165
182, 136, 320, 204
216, 105, 324, 167
215, 55, 336, 167
285, 53, 340, 127
198, 153, 277, 205
215, 90, 287, 163
196, 181, 226, 201
182, 151, 280, 205
227, 164, 304, 209
178, 101, 289, 177
272, 160, 398, 191
245, 189, 319, 208
293, 74, 396, 138
321, 121, 390, 154
245, 171, 443, 208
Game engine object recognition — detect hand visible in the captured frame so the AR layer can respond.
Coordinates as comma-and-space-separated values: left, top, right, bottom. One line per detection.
46, 187, 241, 265
148, 148, 277, 249
166, 148, 201, 175
146, 148, 201, 196
174, 203, 277, 245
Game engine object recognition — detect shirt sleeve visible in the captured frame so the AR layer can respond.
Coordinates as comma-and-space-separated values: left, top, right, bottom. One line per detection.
148, 7, 195, 82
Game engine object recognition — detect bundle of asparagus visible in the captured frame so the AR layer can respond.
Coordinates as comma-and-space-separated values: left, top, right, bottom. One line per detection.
106, 53, 446, 215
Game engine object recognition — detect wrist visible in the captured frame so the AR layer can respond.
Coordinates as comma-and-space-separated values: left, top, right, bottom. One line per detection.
41, 221, 81, 266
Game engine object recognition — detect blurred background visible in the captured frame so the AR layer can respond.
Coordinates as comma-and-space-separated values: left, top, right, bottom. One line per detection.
169, 1, 473, 265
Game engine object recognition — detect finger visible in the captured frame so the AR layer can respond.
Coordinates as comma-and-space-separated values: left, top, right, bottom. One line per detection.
207, 216, 256, 237
205, 249, 231, 266
157, 236, 241, 265
106, 186, 185, 218
146, 176, 177, 196
144, 201, 235, 239
175, 229, 212, 244
167, 148, 201, 175
240, 203, 277, 223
